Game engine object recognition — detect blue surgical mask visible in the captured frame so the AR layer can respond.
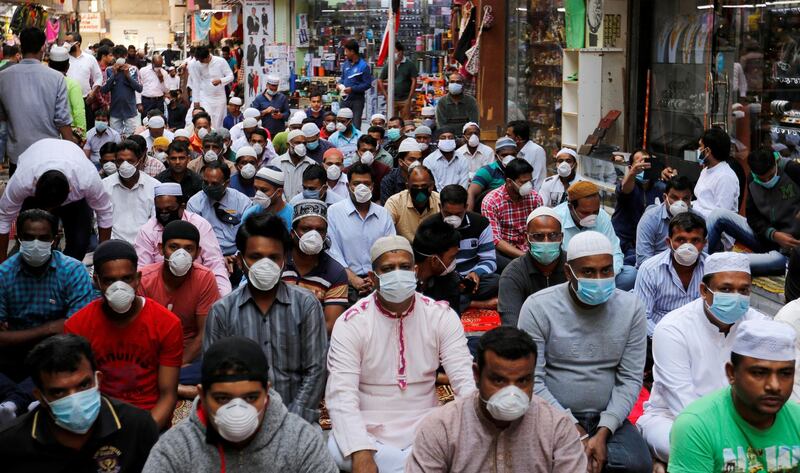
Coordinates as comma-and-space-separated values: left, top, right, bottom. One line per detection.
752, 171, 780, 189
302, 188, 321, 200
386, 128, 401, 142
568, 265, 615, 306
46, 377, 101, 434
95, 121, 108, 133
529, 241, 561, 265
306, 140, 320, 151
706, 290, 750, 324
635, 171, 645, 182
697, 148, 706, 166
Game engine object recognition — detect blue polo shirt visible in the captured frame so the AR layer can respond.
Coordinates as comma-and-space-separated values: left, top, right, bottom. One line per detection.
340, 57, 373, 96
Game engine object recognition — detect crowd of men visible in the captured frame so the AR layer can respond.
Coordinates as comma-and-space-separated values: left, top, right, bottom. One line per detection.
0, 25, 796, 473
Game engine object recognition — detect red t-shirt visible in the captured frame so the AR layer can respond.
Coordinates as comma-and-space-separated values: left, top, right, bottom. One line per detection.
64, 298, 183, 410
137, 262, 220, 345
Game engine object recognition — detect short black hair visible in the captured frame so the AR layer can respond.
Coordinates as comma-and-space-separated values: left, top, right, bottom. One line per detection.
249, 128, 268, 141
117, 137, 141, 157
68, 32, 83, 44
440, 184, 468, 206
195, 46, 210, 61
127, 135, 147, 158
95, 45, 111, 61
412, 218, 460, 260
395, 42, 405, 52
95, 108, 109, 119
343, 39, 359, 55
505, 158, 534, 181
27, 334, 97, 389
193, 112, 212, 125
665, 175, 694, 195
747, 148, 778, 176
2, 44, 18, 57
302, 164, 326, 183
99, 141, 117, 157
235, 212, 292, 254
202, 132, 224, 147
20, 27, 46, 55
507, 120, 531, 142
669, 211, 707, 238
202, 159, 231, 181
48, 57, 68, 73
347, 162, 373, 183
367, 126, 386, 138
476, 327, 537, 373
323, 111, 336, 119
16, 209, 57, 239
98, 38, 115, 48
731, 352, 744, 368
309, 91, 322, 99
112, 45, 127, 57
701, 127, 731, 162
34, 170, 69, 208
221, 46, 230, 53
167, 140, 190, 156
388, 115, 403, 124
357, 135, 378, 148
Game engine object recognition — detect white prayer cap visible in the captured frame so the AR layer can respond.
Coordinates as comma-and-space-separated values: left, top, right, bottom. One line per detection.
236, 146, 257, 159
154, 183, 183, 197
288, 111, 307, 126
337, 108, 353, 119
148, 116, 165, 128
168, 66, 176, 71
732, 320, 797, 362
301, 122, 320, 138
266, 75, 280, 85
288, 129, 304, 142
242, 117, 258, 128
49, 45, 69, 62
566, 231, 612, 261
370, 235, 414, 263
255, 166, 284, 185
229, 97, 243, 106
421, 106, 435, 117
495, 137, 517, 151
462, 121, 480, 133
703, 252, 750, 277
370, 113, 386, 123
398, 137, 421, 153
243, 108, 261, 119
414, 125, 432, 137
174, 128, 192, 139
526, 206, 562, 225
557, 148, 578, 159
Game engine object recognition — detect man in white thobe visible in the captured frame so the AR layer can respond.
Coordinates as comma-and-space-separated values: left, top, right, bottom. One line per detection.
187, 46, 233, 131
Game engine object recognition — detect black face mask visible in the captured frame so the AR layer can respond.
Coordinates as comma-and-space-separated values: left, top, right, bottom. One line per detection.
203, 183, 226, 202
410, 187, 431, 206
156, 209, 181, 226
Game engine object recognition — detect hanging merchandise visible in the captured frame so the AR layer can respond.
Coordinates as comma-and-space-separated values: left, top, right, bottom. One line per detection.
454, 1, 475, 65
194, 12, 211, 42
45, 17, 59, 44
565, 0, 585, 49
209, 12, 228, 44
227, 5, 240, 38
464, 6, 492, 76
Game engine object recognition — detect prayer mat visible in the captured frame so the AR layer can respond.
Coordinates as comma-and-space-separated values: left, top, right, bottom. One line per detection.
171, 399, 193, 426
732, 243, 786, 295
319, 400, 332, 430
461, 309, 501, 333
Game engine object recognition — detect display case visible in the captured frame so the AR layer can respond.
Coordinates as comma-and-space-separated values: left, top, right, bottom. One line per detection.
507, 0, 565, 159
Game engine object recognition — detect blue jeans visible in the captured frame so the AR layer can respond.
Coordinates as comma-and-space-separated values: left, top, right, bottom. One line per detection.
706, 209, 787, 276
179, 360, 202, 386
574, 413, 653, 473
615, 265, 638, 291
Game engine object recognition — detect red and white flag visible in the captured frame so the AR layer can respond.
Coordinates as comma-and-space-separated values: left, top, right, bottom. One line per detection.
376, 0, 401, 67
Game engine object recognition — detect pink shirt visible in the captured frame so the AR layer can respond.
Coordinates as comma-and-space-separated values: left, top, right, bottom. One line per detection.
133, 210, 232, 296
325, 293, 476, 456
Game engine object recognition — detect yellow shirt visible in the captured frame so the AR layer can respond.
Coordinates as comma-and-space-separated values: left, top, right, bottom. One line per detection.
384, 190, 441, 242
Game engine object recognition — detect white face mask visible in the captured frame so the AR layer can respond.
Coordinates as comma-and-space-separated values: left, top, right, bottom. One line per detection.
245, 257, 282, 291
292, 143, 307, 157
252, 190, 273, 209
167, 248, 193, 277
197, 127, 210, 139
668, 199, 689, 216
436, 256, 457, 276
155, 151, 168, 162
105, 281, 136, 314
360, 150, 375, 166
204, 150, 219, 163
251, 143, 264, 156
377, 269, 417, 303
326, 164, 342, 181
515, 180, 534, 197
336, 122, 347, 133
19, 239, 52, 267
240, 163, 257, 180
102, 161, 118, 176
483, 385, 531, 422
578, 214, 597, 228
467, 134, 480, 148
557, 161, 573, 178
438, 139, 456, 153
443, 215, 463, 228
297, 230, 324, 255
325, 122, 336, 132
448, 82, 463, 95
672, 242, 700, 267
212, 398, 263, 443
352, 184, 372, 204
501, 155, 515, 166
117, 161, 137, 179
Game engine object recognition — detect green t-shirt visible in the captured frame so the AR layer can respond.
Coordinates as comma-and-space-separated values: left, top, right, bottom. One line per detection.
379, 58, 419, 100
472, 161, 506, 191
669, 387, 800, 473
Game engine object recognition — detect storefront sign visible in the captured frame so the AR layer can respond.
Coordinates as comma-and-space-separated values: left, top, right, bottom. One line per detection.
80, 12, 102, 33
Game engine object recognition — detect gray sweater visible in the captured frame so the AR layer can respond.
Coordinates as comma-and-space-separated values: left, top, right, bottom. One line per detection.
517, 282, 646, 433
142, 390, 337, 473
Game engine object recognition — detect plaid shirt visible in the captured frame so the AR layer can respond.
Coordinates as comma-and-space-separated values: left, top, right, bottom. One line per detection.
481, 184, 543, 251
0, 251, 95, 330
141, 156, 166, 178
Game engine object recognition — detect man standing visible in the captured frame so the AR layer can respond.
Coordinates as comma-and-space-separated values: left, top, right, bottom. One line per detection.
0, 139, 112, 262
326, 236, 475, 472
138, 54, 169, 117
103, 140, 159, 243
204, 213, 328, 424
518, 231, 652, 473
378, 42, 418, 119
65, 32, 103, 131
0, 27, 73, 170
668, 320, 799, 472
435, 73, 478, 136
338, 39, 373, 128
251, 75, 289, 138
406, 327, 587, 472
507, 120, 547, 191
246, 37, 257, 67
247, 7, 260, 35
187, 46, 233, 130
101, 45, 142, 136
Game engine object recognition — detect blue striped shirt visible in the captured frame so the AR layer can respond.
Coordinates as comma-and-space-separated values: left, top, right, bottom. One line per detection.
633, 249, 706, 336
0, 251, 95, 330
635, 203, 670, 268
451, 212, 496, 276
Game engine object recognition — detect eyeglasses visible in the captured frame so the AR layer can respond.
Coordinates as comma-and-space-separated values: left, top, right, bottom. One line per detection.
527, 232, 563, 242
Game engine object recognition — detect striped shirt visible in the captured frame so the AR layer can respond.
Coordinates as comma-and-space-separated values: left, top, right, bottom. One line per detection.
633, 249, 706, 336
282, 252, 349, 307
448, 212, 496, 276
203, 282, 328, 423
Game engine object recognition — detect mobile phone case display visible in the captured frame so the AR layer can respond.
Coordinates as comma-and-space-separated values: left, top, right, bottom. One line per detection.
507, 0, 565, 159
764, 8, 800, 160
